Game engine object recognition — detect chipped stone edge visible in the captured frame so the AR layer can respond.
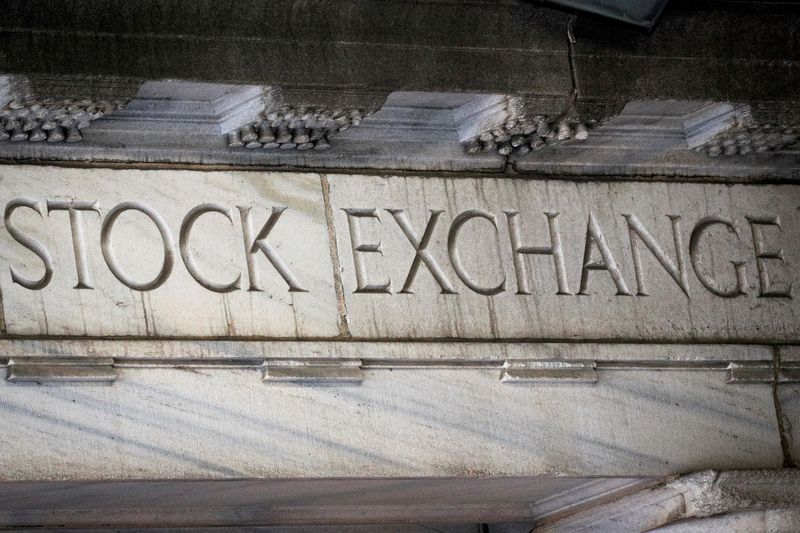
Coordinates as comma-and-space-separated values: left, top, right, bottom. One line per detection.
537, 469, 800, 532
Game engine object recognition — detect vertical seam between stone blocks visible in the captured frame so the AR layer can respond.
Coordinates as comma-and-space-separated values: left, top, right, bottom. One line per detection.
772, 346, 796, 468
320, 173, 351, 338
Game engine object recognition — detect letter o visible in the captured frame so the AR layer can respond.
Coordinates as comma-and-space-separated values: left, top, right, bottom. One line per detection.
101, 202, 175, 291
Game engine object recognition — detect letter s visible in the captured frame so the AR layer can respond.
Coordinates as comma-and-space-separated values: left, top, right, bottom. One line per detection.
5, 198, 53, 290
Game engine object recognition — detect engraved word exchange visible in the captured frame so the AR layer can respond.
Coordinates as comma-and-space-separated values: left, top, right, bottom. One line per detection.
2, 198, 793, 299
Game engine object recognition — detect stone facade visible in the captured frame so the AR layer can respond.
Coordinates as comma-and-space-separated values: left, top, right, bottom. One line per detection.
0, 1, 799, 530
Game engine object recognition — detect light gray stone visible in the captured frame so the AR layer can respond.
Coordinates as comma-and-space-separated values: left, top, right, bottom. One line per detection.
653, 509, 800, 533
513, 100, 800, 179
83, 81, 269, 147
6, 356, 116, 383
603, 100, 743, 150
324, 91, 507, 170
328, 174, 800, 341
0, 87, 507, 172
3, 166, 799, 341
535, 485, 686, 532
0, 339, 771, 364
2, 86, 797, 177
0, 166, 340, 337
539, 469, 800, 532
669, 469, 800, 517
0, 365, 782, 480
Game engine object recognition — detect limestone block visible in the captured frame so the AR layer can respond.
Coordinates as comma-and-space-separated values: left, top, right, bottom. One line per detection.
0, 366, 782, 480
327, 174, 800, 341
0, 338, 775, 364
83, 81, 269, 147
0, 166, 339, 337
653, 510, 800, 533
2, 166, 799, 342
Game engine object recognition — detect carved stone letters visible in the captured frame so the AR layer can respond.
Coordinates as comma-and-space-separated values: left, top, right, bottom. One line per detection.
0, 167, 797, 340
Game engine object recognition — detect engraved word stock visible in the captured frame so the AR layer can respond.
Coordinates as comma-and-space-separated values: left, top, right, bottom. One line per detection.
4, 199, 306, 293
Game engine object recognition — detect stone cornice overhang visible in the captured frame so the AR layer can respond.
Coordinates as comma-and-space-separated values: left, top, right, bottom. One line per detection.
1, 0, 798, 119
1, 78, 798, 180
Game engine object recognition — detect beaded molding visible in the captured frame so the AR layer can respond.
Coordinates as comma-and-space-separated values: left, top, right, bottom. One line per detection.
0, 98, 126, 143
695, 124, 798, 157
462, 114, 597, 156
227, 106, 374, 151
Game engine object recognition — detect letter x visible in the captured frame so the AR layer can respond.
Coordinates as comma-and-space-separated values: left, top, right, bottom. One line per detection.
387, 209, 456, 294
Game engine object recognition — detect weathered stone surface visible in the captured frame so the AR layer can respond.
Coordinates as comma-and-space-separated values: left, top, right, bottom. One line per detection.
2, 85, 796, 177
0, 365, 782, 480
539, 469, 800, 532
670, 469, 800, 517
536, 485, 686, 532
652, 509, 800, 533
1, 166, 799, 341
0, 477, 655, 529
512, 100, 800, 179
83, 81, 268, 147
778, 347, 800, 466
1, 0, 798, 122
0, 86, 509, 172
328, 174, 800, 341
0, 339, 774, 363
0, 166, 339, 337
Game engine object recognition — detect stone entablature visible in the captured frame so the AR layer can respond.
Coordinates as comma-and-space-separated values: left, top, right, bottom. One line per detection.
2, 77, 798, 178
0, 81, 798, 531
1, 166, 798, 341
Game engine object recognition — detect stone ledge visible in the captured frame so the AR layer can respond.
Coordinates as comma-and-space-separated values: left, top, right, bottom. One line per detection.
1, 76, 798, 177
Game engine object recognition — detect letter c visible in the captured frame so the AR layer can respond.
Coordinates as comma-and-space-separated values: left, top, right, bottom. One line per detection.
180, 203, 241, 293
448, 209, 506, 295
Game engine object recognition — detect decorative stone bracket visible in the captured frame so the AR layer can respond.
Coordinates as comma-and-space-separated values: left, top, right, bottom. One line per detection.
3, 356, 797, 387
5, 356, 116, 383
1, 75, 798, 177
727, 362, 800, 384
500, 360, 598, 384
262, 358, 364, 384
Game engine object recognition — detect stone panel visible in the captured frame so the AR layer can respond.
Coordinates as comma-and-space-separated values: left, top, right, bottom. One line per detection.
778, 347, 800, 466
0, 166, 339, 337
0, 366, 782, 480
2, 167, 798, 341
0, 339, 775, 363
328, 174, 800, 341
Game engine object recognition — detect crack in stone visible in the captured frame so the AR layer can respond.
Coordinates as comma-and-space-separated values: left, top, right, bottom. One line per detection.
0, 285, 6, 335
772, 346, 797, 468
